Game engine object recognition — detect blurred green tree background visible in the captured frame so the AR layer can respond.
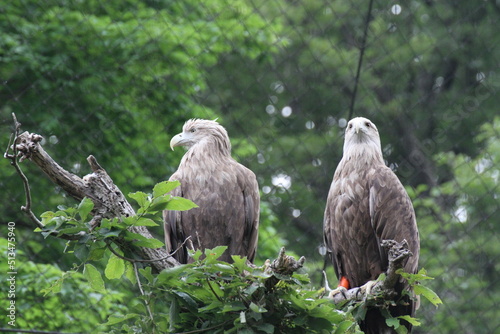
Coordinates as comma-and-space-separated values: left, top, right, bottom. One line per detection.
1, 0, 498, 333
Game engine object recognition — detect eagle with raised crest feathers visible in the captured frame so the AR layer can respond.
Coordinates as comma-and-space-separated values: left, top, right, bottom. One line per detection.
164, 119, 260, 263
323, 117, 420, 333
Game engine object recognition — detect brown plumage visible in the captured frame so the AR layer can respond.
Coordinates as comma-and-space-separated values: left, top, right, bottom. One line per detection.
323, 117, 420, 333
164, 119, 260, 263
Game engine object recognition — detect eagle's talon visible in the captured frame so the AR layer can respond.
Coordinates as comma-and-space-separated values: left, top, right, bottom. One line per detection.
360, 280, 377, 296
328, 286, 348, 299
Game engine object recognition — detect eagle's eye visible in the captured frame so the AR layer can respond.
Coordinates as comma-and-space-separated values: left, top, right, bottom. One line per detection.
365, 122, 371, 127
190, 128, 196, 133
348, 123, 353, 129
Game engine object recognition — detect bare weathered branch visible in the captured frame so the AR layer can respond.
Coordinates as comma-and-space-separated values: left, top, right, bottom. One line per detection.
269, 247, 306, 275
264, 247, 306, 290
4, 115, 44, 229
6, 114, 179, 271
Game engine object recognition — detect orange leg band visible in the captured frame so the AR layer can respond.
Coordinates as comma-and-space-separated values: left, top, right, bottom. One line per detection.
338, 276, 350, 289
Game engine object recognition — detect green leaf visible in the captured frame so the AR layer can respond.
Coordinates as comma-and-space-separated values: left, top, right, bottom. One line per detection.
99, 217, 121, 229
58, 226, 87, 235
335, 320, 355, 334
255, 323, 274, 334
165, 196, 198, 211
128, 191, 149, 208
413, 284, 443, 307
123, 216, 159, 227
133, 237, 164, 248
105, 253, 125, 279
157, 265, 188, 285
169, 298, 180, 333
88, 246, 107, 261
83, 263, 106, 293
105, 314, 139, 326
139, 267, 154, 283
231, 255, 250, 273
78, 197, 94, 221
40, 211, 55, 225
249, 302, 267, 313
198, 301, 224, 313
189, 249, 203, 261
204, 246, 228, 262
398, 315, 421, 326
149, 195, 172, 212
173, 291, 198, 311
221, 301, 246, 313
74, 244, 90, 261
125, 232, 164, 248
124, 261, 137, 284
292, 273, 311, 285
153, 180, 180, 198
397, 268, 434, 284
386, 317, 401, 329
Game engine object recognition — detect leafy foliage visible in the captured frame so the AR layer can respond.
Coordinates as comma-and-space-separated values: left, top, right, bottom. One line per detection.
0, 238, 128, 332
104, 247, 363, 333
24, 180, 440, 333
411, 117, 500, 333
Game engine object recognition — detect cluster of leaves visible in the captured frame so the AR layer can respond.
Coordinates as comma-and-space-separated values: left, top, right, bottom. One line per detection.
28, 180, 441, 333
37, 180, 196, 248
36, 181, 196, 295
106, 246, 362, 334
0, 237, 129, 333
409, 117, 500, 332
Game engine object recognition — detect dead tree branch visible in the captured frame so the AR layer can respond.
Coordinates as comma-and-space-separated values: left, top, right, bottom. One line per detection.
4, 114, 44, 229
5, 114, 179, 271
264, 247, 306, 290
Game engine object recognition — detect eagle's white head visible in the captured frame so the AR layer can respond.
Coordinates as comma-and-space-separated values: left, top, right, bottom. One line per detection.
343, 117, 384, 164
170, 118, 231, 156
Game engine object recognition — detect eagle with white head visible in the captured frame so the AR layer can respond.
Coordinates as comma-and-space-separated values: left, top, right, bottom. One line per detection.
164, 119, 260, 263
323, 117, 420, 333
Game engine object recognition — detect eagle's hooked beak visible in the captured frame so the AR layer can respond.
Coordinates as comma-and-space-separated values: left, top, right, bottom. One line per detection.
354, 123, 361, 134
170, 133, 183, 151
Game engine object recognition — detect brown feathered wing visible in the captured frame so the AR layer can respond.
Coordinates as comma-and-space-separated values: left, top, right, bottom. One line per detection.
164, 158, 259, 264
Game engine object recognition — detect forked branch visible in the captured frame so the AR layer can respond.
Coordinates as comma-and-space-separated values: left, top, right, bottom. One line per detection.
4, 113, 179, 271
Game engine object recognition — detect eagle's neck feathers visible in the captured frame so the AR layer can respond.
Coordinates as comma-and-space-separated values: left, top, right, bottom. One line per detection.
341, 141, 384, 170
181, 135, 232, 168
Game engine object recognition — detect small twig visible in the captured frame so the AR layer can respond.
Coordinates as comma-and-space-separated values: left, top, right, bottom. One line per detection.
206, 278, 223, 302
4, 113, 44, 229
106, 236, 191, 264
133, 262, 155, 326
174, 321, 230, 334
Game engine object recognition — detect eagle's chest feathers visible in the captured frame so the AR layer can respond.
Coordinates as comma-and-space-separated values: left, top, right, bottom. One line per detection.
337, 169, 366, 201
331, 153, 383, 230
179, 150, 237, 200
335, 161, 376, 202
335, 143, 383, 200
